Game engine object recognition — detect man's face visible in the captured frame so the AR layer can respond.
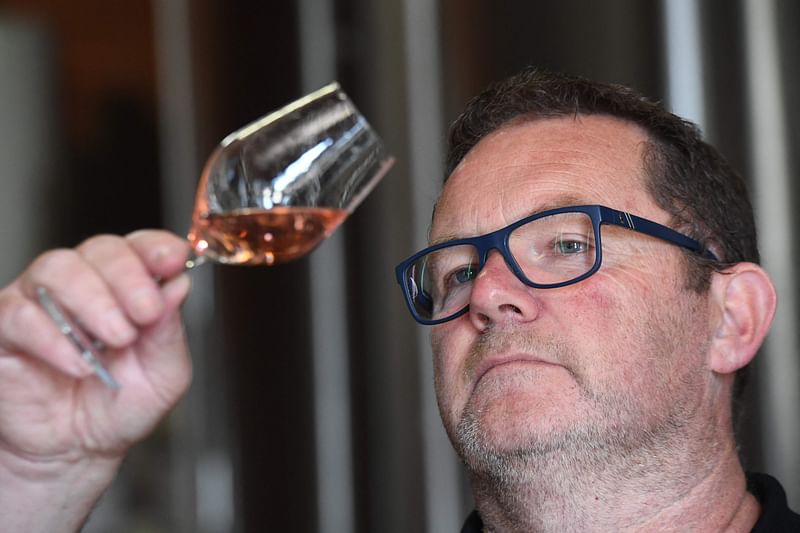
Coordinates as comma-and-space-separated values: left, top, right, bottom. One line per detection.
431, 116, 716, 476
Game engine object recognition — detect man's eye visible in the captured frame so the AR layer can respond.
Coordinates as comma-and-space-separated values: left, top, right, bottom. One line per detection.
446, 265, 477, 286
555, 239, 588, 254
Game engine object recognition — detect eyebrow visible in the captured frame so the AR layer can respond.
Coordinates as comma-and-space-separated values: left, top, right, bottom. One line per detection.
429, 194, 588, 246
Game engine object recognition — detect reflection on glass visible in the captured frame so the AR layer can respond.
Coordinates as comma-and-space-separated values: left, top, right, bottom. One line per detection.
187, 82, 394, 266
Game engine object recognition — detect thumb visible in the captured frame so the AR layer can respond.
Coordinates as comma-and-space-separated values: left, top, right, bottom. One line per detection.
161, 273, 192, 314
133, 273, 193, 404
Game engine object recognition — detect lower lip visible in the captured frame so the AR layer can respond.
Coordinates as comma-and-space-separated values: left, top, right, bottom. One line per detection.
477, 359, 558, 383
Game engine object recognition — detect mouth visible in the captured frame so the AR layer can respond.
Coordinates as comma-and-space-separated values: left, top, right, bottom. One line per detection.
472, 353, 562, 389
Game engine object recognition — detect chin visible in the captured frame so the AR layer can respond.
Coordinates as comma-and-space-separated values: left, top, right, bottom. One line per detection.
468, 378, 579, 436
455, 395, 575, 457
450, 388, 611, 480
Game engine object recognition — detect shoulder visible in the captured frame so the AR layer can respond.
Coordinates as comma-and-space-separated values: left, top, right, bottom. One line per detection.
747, 472, 800, 532
460, 510, 483, 533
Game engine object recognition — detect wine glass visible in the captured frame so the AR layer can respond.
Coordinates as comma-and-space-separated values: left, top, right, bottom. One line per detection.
38, 82, 393, 389
186, 82, 394, 267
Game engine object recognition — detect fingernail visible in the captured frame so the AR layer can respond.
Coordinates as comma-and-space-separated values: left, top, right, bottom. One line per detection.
70, 353, 97, 377
167, 273, 191, 297
151, 245, 171, 264
106, 308, 136, 343
151, 243, 185, 267
129, 287, 164, 322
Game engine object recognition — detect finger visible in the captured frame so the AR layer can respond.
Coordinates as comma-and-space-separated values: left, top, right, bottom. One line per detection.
161, 272, 192, 314
125, 230, 190, 280
133, 273, 192, 392
76, 234, 165, 327
132, 276, 193, 405
0, 291, 95, 379
21, 248, 137, 349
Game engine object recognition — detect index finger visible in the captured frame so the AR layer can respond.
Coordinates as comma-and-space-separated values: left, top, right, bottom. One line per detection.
125, 230, 190, 280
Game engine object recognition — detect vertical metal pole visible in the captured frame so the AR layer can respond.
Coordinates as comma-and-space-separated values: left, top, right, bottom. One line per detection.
742, 0, 800, 507
402, 0, 466, 530
297, 0, 356, 531
351, 1, 427, 530
153, 1, 232, 531
661, 0, 707, 129
0, 20, 56, 284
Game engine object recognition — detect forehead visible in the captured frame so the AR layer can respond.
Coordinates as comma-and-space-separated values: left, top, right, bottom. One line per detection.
432, 115, 663, 240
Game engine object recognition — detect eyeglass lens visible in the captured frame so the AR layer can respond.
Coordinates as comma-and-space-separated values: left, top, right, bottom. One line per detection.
404, 211, 597, 321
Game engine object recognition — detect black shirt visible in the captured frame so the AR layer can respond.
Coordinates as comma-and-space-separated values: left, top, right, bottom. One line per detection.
749, 472, 800, 532
461, 473, 800, 532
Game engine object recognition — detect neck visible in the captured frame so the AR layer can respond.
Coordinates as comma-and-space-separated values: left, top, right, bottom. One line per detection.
469, 438, 760, 533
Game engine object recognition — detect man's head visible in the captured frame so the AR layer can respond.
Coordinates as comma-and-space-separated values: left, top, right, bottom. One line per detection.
446, 67, 758, 290
422, 68, 776, 486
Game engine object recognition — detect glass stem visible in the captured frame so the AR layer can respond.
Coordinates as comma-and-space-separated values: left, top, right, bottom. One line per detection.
184, 250, 208, 270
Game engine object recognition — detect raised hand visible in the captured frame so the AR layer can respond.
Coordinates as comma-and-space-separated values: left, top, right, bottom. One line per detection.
0, 230, 193, 532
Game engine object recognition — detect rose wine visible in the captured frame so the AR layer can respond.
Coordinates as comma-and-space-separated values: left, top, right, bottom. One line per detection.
188, 206, 348, 265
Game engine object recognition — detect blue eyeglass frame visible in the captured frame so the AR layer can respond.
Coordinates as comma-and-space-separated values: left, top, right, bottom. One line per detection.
395, 204, 718, 325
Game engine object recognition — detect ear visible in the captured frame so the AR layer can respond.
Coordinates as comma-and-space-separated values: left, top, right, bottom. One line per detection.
708, 262, 777, 375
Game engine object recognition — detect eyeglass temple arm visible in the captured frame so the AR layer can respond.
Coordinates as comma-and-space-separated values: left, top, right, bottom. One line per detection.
603, 207, 718, 261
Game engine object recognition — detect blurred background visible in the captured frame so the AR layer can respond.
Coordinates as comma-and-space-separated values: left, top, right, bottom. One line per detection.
0, 0, 798, 531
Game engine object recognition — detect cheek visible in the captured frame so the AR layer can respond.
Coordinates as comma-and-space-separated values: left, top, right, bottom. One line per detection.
431, 322, 474, 416
563, 258, 670, 327
553, 276, 627, 339
553, 274, 664, 375
431, 325, 459, 392
564, 270, 707, 395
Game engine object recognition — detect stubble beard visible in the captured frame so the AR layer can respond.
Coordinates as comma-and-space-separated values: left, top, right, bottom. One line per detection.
442, 315, 710, 494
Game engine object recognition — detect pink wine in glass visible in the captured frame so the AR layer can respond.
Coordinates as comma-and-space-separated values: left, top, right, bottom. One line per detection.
188, 206, 348, 266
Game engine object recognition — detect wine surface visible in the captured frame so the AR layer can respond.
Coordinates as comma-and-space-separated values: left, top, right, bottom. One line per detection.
188, 206, 348, 265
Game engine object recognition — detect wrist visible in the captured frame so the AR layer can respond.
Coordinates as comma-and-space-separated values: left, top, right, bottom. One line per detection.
0, 448, 123, 532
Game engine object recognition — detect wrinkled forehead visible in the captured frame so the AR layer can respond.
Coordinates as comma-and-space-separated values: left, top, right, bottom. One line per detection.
431, 116, 658, 242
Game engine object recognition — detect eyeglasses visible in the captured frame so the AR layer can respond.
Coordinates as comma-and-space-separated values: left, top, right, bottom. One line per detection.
395, 204, 716, 325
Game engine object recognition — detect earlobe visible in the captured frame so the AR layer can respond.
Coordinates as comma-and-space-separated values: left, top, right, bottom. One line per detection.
708, 263, 777, 375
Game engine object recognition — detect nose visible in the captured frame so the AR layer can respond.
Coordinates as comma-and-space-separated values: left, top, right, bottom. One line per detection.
468, 250, 541, 331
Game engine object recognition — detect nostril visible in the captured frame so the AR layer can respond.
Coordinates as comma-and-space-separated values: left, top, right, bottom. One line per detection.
499, 303, 522, 314
474, 312, 491, 330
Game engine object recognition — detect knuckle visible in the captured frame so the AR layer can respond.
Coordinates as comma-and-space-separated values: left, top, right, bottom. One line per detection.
0, 293, 37, 340
77, 234, 126, 254
126, 229, 181, 249
126, 228, 164, 241
0, 292, 89, 375
79, 235, 137, 274
30, 248, 81, 276
126, 230, 187, 268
